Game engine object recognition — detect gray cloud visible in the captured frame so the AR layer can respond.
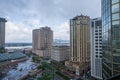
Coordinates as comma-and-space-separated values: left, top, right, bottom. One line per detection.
0, 0, 101, 42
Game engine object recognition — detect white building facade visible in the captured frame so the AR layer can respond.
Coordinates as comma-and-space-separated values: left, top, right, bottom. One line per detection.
90, 18, 102, 79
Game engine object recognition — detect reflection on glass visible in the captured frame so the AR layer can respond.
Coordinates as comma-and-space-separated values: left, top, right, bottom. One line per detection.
112, 13, 119, 20
112, 20, 119, 25
112, 0, 119, 4
112, 4, 119, 13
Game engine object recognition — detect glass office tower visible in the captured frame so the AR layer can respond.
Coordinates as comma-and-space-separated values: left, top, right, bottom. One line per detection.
102, 0, 120, 79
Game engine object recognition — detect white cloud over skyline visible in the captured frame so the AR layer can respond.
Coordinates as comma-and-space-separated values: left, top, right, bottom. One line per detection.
0, 0, 101, 43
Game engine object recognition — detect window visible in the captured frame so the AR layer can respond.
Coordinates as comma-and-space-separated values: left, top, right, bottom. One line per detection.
100, 43, 102, 44
95, 20, 102, 26
100, 56, 102, 58
99, 30, 102, 32
112, 4, 119, 13
96, 52, 98, 54
99, 39, 102, 41
96, 55, 98, 58
95, 30, 98, 32
112, 13, 119, 20
92, 22, 94, 27
112, 20, 119, 25
95, 36, 98, 38
100, 49, 102, 51
96, 49, 98, 51
96, 39, 98, 41
100, 53, 102, 54
99, 36, 102, 38
100, 46, 102, 48
96, 43, 98, 44
112, 0, 119, 4
95, 33, 98, 35
96, 46, 98, 48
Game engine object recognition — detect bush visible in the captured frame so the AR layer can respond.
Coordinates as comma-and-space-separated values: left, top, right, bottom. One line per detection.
32, 56, 41, 63
37, 65, 45, 70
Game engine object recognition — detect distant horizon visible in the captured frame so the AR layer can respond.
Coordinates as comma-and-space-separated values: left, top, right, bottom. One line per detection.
5, 39, 70, 43
5, 41, 70, 47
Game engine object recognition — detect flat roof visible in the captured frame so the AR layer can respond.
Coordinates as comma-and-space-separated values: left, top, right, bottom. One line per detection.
0, 52, 27, 62
0, 18, 7, 22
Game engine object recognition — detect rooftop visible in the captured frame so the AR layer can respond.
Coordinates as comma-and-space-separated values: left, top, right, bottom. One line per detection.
0, 52, 27, 62
71, 14, 90, 20
0, 18, 7, 22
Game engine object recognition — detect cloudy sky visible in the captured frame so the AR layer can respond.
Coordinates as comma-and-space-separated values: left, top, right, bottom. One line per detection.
0, 0, 101, 43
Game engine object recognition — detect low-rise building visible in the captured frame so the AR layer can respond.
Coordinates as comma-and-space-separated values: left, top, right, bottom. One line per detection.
51, 46, 69, 62
36, 49, 51, 58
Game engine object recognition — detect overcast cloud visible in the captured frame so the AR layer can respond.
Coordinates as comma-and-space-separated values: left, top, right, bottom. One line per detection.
0, 0, 101, 43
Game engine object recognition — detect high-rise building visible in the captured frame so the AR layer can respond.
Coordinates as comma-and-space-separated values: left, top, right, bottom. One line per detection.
90, 18, 102, 79
0, 18, 7, 50
32, 29, 39, 53
65, 15, 90, 75
32, 26, 53, 58
102, 0, 120, 79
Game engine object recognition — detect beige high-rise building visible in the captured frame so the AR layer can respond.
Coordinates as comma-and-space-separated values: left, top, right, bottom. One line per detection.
32, 26, 53, 58
32, 29, 39, 53
65, 15, 90, 75
0, 18, 7, 50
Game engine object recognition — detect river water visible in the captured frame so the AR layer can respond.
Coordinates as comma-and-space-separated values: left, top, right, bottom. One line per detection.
2, 57, 36, 80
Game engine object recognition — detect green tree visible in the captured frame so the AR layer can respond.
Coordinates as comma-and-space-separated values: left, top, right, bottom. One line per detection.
37, 65, 45, 70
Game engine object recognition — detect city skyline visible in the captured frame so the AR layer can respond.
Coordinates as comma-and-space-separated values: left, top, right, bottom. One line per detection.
0, 0, 101, 43
1, 0, 120, 79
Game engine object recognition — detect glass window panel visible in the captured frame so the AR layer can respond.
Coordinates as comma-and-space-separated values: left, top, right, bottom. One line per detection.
113, 56, 120, 63
112, 13, 119, 20
112, 4, 119, 13
112, 0, 119, 4
112, 21, 119, 25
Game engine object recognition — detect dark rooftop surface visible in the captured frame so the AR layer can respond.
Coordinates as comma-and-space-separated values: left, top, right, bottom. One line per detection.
0, 17, 7, 22
0, 52, 27, 62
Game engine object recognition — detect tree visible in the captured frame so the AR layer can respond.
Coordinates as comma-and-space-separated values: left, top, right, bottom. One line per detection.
37, 65, 45, 70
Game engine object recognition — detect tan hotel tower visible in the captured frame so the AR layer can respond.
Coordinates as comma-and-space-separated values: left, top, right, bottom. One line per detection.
65, 15, 90, 75
32, 27, 53, 58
